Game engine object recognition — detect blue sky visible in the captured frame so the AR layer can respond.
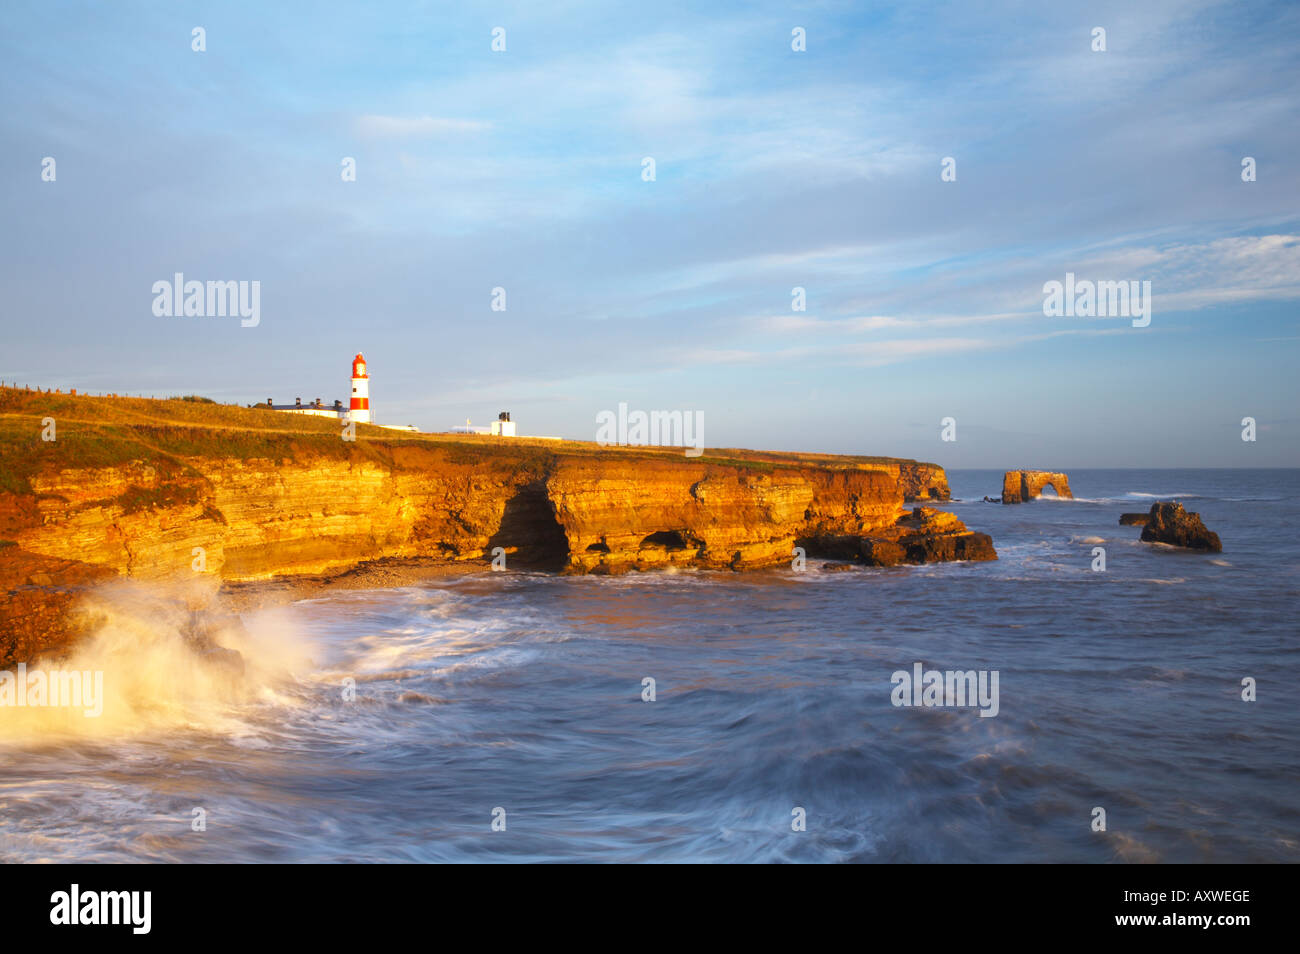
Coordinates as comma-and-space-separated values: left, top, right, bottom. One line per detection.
2, 0, 1298, 466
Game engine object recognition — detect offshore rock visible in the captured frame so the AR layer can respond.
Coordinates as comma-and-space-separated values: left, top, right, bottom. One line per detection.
1139, 502, 1222, 551
1002, 470, 1072, 504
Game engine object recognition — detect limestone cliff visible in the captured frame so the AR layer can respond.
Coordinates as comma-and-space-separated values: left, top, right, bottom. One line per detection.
4, 451, 941, 585
549, 458, 905, 573
0, 389, 990, 663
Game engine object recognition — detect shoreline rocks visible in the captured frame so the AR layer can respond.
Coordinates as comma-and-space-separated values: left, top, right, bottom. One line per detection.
1119, 513, 1148, 526
814, 507, 998, 567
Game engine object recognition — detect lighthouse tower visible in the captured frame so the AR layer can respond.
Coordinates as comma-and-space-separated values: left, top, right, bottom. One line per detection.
349, 353, 371, 424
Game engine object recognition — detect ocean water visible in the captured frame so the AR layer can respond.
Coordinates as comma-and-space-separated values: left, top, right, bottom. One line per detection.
1, 468, 1297, 863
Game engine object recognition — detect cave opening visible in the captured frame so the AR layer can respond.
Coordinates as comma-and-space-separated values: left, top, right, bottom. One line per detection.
486, 482, 570, 571
640, 530, 690, 550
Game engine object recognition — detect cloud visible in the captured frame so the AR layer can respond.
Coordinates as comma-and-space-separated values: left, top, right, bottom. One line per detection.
762, 314, 915, 334
354, 114, 489, 138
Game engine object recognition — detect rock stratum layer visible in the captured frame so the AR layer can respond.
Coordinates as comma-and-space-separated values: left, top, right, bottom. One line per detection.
0, 388, 980, 663
1001, 470, 1073, 504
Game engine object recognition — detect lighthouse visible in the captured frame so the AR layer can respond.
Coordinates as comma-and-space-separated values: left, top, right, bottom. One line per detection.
349, 353, 371, 424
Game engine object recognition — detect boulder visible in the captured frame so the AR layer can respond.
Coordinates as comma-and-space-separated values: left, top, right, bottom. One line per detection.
1138, 502, 1222, 551
1118, 513, 1148, 526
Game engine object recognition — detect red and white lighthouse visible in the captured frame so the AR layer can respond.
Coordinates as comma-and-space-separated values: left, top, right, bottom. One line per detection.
349, 353, 371, 424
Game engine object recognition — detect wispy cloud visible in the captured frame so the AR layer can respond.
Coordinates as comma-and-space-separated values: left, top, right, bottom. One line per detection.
354, 114, 490, 138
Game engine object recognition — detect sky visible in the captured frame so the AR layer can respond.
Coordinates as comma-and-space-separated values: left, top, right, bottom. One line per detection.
1, 0, 1298, 467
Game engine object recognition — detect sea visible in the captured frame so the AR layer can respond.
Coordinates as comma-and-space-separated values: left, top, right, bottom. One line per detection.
1, 468, 1296, 863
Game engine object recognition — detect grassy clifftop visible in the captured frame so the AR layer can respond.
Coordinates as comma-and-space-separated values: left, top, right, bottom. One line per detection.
0, 386, 934, 494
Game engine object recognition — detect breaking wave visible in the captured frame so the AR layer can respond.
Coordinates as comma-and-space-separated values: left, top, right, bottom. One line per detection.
0, 578, 315, 742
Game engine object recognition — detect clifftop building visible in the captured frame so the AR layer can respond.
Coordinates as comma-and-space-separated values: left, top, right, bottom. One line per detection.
449, 412, 516, 436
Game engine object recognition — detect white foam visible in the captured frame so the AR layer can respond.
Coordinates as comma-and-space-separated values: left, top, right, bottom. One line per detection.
0, 579, 317, 744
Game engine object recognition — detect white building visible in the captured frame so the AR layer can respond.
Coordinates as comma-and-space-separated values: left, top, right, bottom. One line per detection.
448, 412, 517, 436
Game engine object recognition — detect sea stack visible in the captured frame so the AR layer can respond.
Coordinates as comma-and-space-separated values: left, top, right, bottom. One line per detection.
1001, 470, 1072, 504
1138, 502, 1222, 551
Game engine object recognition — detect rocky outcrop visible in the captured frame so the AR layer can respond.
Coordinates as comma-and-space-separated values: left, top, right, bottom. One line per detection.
807, 508, 997, 568
1002, 470, 1072, 504
865, 508, 997, 566
897, 462, 951, 502
1119, 513, 1148, 526
0, 548, 114, 664
1138, 502, 1222, 551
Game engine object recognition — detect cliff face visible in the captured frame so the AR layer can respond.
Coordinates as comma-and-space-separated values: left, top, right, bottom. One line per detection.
0, 391, 986, 662
6, 448, 552, 583
896, 462, 951, 502
549, 458, 903, 572
6, 450, 914, 583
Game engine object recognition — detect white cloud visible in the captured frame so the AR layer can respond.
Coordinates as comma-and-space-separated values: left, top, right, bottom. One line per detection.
355, 114, 489, 138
